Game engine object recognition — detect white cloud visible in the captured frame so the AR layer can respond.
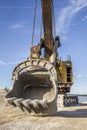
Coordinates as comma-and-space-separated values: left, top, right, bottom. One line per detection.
7, 62, 19, 65
56, 0, 87, 37
9, 24, 24, 29
0, 60, 6, 65
0, 60, 18, 66
81, 16, 87, 22
75, 73, 87, 79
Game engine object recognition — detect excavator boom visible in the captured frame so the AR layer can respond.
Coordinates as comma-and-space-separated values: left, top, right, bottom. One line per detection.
42, 0, 54, 58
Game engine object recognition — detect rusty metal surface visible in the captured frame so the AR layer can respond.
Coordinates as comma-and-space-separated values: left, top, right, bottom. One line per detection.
42, 0, 54, 58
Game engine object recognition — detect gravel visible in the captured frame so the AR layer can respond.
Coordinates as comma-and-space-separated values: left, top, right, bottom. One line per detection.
0, 90, 87, 130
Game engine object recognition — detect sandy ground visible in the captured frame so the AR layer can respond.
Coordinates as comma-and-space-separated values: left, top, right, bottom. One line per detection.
0, 90, 87, 130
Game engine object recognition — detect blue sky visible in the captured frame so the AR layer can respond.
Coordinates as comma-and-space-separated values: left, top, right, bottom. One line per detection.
0, 0, 87, 94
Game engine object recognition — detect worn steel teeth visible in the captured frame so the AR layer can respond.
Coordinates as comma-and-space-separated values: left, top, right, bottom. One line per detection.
22, 99, 31, 113
13, 98, 25, 111
7, 98, 48, 114
6, 97, 17, 107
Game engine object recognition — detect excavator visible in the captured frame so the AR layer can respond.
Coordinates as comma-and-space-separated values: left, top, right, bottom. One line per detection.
5, 0, 74, 115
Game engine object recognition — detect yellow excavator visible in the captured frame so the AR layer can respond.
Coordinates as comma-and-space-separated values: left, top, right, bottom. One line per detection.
5, 0, 73, 115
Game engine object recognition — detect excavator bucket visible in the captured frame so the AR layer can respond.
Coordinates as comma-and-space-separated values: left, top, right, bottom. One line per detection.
5, 59, 58, 116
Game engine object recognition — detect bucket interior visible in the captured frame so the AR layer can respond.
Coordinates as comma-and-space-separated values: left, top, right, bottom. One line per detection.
7, 71, 55, 101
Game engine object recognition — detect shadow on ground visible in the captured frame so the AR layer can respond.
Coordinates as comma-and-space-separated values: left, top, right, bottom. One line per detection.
52, 103, 87, 118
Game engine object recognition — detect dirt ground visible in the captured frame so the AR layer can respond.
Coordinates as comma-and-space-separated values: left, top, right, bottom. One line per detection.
0, 90, 87, 130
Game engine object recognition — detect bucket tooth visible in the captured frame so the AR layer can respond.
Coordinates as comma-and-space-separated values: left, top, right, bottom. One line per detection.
39, 100, 48, 112
6, 97, 17, 107
38, 102, 45, 113
22, 99, 31, 113
13, 98, 24, 111
29, 102, 39, 113
32, 100, 41, 113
